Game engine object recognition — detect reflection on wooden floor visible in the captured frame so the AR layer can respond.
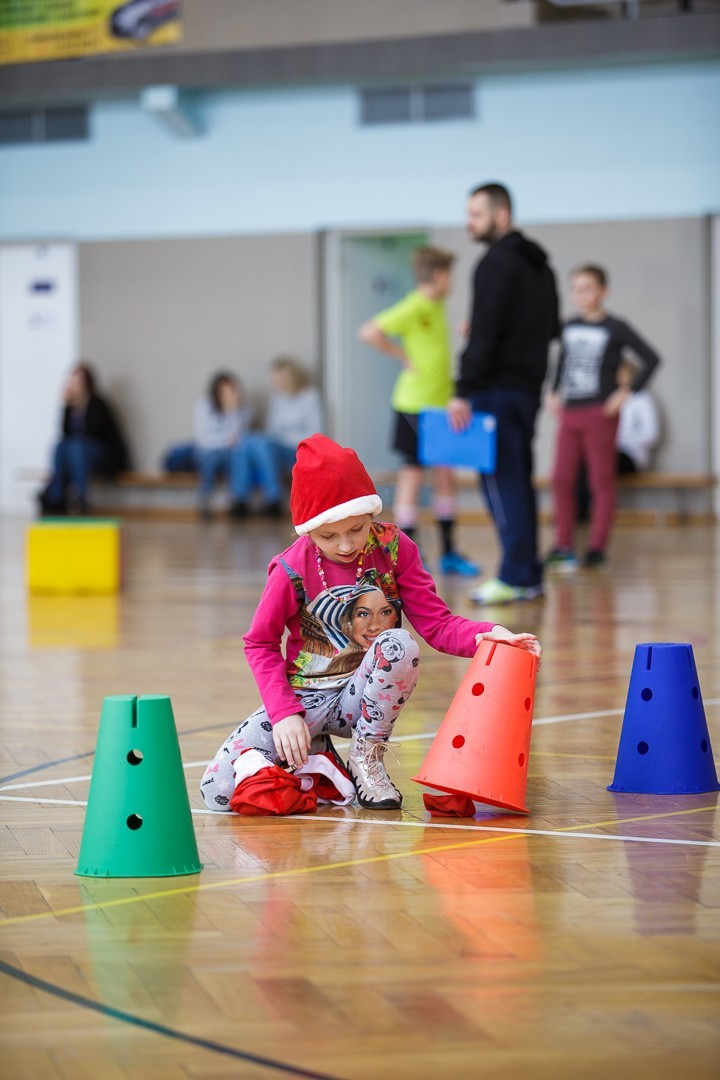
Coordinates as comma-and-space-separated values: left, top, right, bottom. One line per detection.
0, 516, 718, 1079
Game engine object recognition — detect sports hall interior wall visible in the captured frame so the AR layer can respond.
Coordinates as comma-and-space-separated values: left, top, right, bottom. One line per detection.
0, 51, 717, 509
74, 217, 710, 487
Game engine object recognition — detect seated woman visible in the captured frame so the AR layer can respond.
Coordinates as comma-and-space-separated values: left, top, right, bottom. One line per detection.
38, 363, 129, 516
229, 356, 322, 517
194, 371, 253, 520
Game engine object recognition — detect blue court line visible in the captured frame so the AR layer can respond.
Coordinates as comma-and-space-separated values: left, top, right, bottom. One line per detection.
0, 959, 344, 1080
0, 750, 96, 786
0, 722, 223, 787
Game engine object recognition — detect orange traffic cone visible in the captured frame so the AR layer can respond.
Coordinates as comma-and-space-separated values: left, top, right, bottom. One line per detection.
411, 639, 537, 813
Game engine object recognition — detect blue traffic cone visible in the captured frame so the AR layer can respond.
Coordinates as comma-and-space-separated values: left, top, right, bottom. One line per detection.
608, 643, 719, 795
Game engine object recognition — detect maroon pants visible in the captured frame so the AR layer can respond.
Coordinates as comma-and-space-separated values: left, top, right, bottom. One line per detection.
552, 404, 619, 553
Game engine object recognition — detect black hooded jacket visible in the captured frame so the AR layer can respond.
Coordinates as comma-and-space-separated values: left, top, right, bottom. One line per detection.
456, 230, 560, 400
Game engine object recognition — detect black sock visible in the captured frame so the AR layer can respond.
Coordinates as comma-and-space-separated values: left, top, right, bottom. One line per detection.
437, 518, 455, 557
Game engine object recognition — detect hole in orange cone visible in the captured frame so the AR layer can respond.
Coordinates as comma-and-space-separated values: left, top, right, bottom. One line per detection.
452, 735, 465, 749
471, 683, 484, 696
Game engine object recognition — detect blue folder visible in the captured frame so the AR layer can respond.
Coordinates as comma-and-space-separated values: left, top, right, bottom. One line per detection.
418, 408, 497, 473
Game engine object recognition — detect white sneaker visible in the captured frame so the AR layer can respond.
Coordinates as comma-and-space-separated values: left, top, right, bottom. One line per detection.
348, 730, 402, 809
469, 577, 544, 605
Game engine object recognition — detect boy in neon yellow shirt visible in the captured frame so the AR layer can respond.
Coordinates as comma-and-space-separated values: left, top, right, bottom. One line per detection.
358, 246, 478, 576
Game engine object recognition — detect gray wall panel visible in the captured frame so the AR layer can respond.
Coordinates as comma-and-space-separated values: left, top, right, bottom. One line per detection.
79, 233, 320, 472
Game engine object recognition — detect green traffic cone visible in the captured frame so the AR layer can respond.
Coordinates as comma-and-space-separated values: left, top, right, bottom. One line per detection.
76, 694, 203, 878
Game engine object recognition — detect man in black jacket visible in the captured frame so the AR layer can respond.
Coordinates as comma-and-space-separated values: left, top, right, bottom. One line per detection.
449, 183, 559, 605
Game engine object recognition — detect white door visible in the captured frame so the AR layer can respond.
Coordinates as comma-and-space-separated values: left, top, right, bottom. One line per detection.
0, 243, 78, 514
324, 230, 428, 473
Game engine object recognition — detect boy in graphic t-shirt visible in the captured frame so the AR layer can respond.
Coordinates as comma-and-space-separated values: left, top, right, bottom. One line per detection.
358, 246, 478, 577
545, 264, 660, 569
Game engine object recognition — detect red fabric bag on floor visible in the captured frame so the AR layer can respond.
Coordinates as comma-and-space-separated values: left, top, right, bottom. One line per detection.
230, 763, 317, 816
229, 749, 355, 816
422, 792, 476, 817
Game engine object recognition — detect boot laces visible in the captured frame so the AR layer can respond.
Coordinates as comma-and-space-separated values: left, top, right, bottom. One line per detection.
356, 737, 398, 789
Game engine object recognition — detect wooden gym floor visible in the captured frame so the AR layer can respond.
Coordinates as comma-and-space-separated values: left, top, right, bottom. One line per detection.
0, 514, 718, 1080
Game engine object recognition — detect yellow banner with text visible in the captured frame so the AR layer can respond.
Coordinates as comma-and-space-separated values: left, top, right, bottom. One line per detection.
0, 0, 182, 65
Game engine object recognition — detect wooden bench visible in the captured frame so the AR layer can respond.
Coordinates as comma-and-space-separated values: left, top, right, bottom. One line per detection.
115, 470, 198, 489
372, 470, 716, 526
23, 468, 716, 524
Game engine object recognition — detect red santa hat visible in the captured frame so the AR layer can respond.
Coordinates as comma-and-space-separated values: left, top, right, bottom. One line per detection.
229, 748, 356, 815
291, 434, 382, 536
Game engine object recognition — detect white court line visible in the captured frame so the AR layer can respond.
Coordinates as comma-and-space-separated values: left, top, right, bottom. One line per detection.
0, 795, 87, 806
0, 774, 94, 792
0, 710, 673, 788
2, 698, 718, 793
1, 796, 717, 850
284, 814, 720, 849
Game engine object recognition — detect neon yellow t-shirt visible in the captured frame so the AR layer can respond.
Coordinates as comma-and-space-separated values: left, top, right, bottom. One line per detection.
374, 290, 453, 413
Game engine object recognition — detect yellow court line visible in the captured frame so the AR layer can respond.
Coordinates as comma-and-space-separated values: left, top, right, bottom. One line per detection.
0, 802, 715, 929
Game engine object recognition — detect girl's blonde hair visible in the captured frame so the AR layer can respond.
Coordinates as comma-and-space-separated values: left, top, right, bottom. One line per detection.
270, 355, 312, 395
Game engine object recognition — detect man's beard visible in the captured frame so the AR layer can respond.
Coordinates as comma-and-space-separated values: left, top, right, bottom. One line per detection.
471, 224, 500, 245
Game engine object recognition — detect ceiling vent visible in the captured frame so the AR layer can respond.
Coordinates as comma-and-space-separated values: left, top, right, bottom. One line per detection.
359, 83, 475, 126
0, 106, 88, 146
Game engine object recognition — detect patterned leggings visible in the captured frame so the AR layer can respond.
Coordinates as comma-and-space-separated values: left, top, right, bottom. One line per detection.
200, 628, 420, 811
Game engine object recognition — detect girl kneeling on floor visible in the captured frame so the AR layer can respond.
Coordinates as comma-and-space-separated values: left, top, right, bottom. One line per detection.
201, 434, 541, 812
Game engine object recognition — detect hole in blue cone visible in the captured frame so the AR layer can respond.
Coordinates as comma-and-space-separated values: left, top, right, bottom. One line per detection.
692, 687, 699, 700
637, 741, 649, 755
641, 688, 653, 702
452, 735, 465, 749
126, 814, 143, 830
127, 749, 143, 765
471, 683, 484, 696
701, 739, 708, 753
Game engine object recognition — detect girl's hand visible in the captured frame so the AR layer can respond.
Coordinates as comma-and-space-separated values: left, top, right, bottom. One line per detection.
272, 713, 312, 770
603, 386, 630, 417
475, 626, 542, 667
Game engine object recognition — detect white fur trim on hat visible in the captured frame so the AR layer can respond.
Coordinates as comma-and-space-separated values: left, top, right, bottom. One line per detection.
294, 493, 382, 535
232, 748, 273, 784
295, 755, 356, 806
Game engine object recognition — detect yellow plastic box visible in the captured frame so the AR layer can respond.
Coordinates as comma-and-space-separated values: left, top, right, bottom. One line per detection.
26, 519, 122, 595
